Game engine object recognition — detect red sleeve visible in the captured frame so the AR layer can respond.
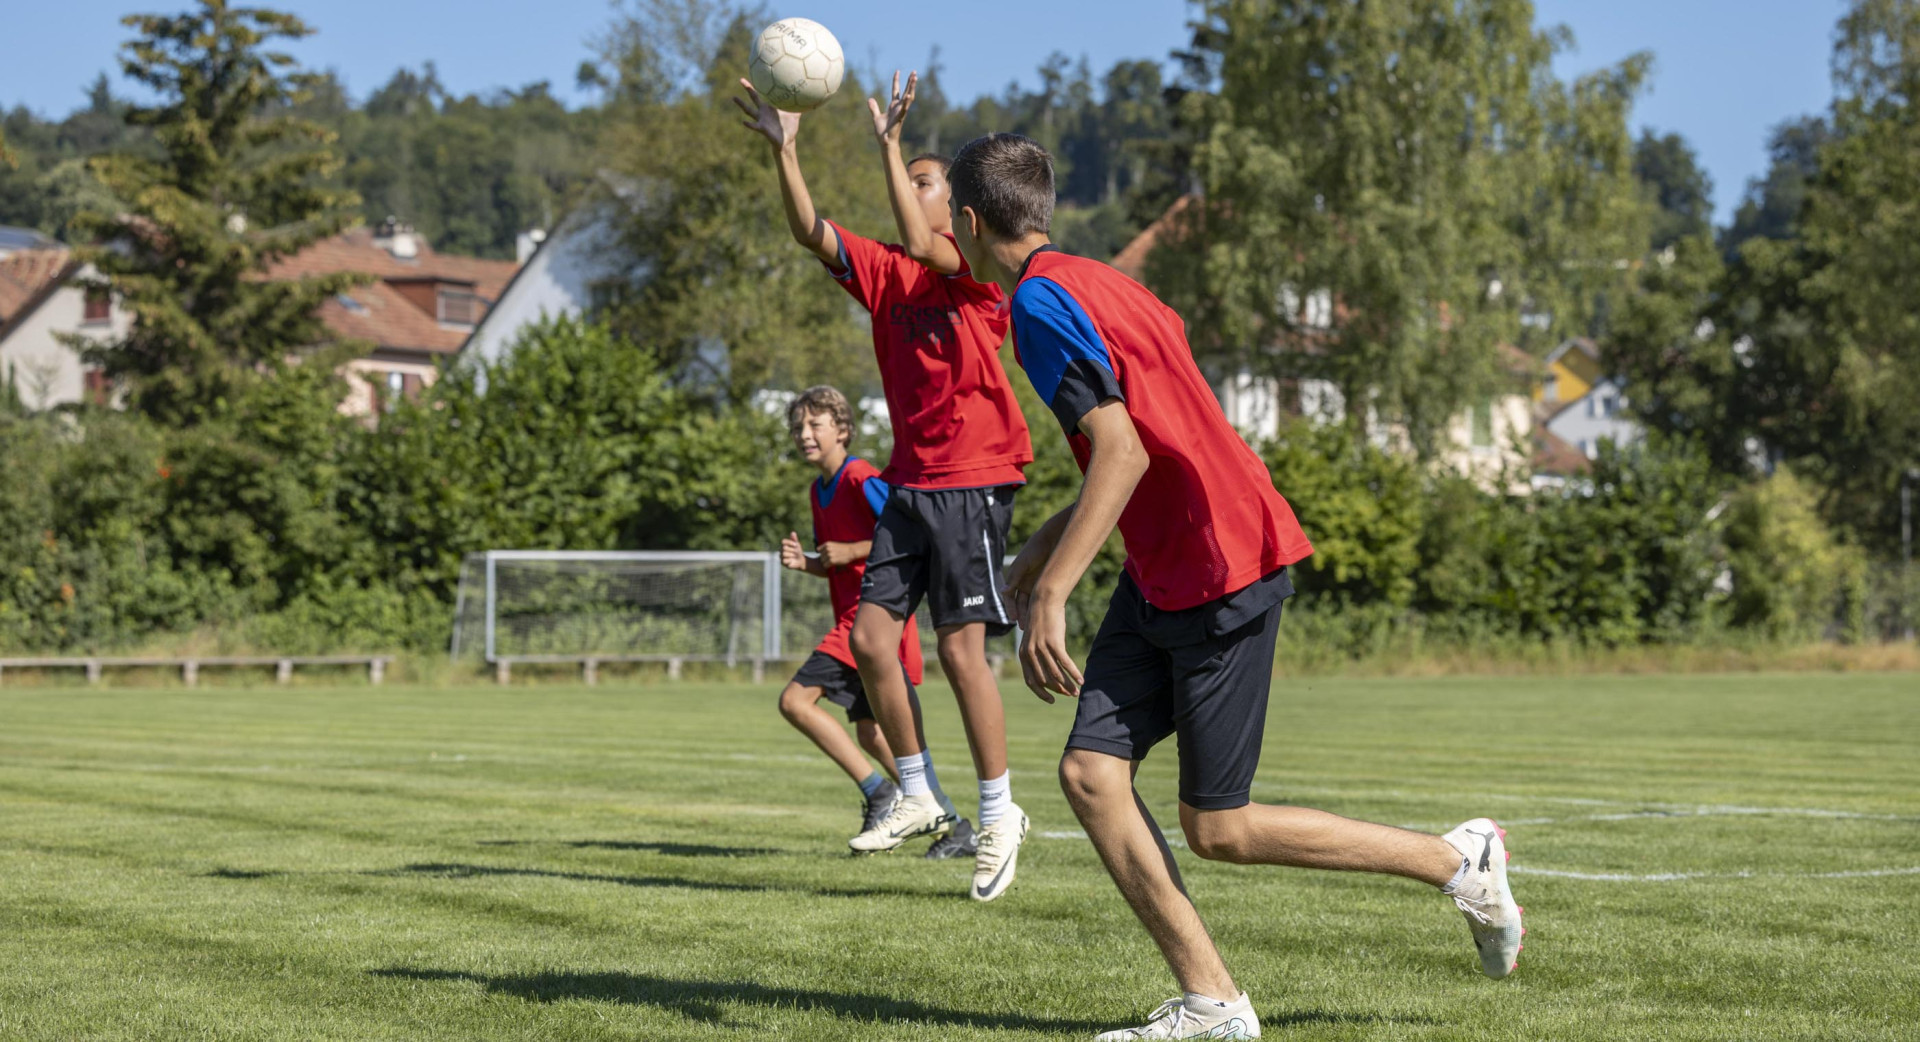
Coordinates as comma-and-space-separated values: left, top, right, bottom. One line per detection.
821, 220, 915, 314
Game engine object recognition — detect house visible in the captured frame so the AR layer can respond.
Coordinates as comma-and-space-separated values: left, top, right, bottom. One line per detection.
0, 244, 121, 410
1543, 374, 1640, 460
1111, 197, 1538, 488
0, 219, 519, 416
264, 220, 518, 414
1539, 337, 1605, 408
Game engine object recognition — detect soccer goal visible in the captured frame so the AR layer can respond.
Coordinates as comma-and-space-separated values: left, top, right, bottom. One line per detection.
449, 549, 1012, 680
450, 551, 827, 670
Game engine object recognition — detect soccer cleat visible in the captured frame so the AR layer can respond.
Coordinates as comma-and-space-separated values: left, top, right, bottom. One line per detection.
849, 792, 954, 854
1442, 817, 1524, 978
860, 779, 901, 834
970, 803, 1029, 902
925, 816, 977, 860
1093, 994, 1260, 1040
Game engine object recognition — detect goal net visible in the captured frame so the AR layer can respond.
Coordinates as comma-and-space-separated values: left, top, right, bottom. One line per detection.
450, 551, 811, 664
449, 549, 1014, 666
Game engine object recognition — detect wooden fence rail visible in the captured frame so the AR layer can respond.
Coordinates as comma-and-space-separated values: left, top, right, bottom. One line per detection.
0, 656, 392, 687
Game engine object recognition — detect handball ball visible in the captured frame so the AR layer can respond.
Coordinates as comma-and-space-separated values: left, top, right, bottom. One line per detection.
748, 17, 845, 112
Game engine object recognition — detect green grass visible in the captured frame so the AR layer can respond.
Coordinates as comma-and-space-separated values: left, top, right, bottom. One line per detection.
1, 673, 1916, 1041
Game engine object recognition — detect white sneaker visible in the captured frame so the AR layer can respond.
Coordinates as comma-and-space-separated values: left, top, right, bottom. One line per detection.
1442, 817, 1525, 978
848, 792, 954, 853
970, 803, 1028, 902
1094, 994, 1260, 1040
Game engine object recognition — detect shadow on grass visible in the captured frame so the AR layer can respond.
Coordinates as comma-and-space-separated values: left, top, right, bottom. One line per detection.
372, 862, 950, 900
476, 839, 786, 857
206, 868, 279, 879
372, 967, 1111, 1032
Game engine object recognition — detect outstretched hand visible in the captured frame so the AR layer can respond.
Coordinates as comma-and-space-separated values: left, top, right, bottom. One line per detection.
868, 70, 917, 144
734, 78, 801, 148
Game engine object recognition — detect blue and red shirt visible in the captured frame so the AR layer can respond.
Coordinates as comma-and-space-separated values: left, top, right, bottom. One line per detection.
811, 456, 923, 681
822, 221, 1032, 490
1010, 247, 1315, 611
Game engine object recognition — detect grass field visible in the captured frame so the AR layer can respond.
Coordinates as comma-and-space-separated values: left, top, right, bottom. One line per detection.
1, 673, 1916, 1041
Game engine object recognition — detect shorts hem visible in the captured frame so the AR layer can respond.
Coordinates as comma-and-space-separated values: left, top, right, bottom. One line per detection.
1063, 735, 1152, 763
1178, 791, 1253, 811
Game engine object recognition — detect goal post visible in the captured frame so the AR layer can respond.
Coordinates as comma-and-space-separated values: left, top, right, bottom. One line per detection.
451, 550, 792, 665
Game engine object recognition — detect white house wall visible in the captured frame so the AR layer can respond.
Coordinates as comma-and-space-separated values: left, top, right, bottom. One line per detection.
0, 279, 130, 411
463, 208, 630, 367
1545, 377, 1642, 458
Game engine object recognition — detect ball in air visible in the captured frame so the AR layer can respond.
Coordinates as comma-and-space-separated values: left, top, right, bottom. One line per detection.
748, 17, 845, 112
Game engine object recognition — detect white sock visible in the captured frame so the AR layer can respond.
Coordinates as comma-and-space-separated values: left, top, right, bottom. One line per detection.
1442, 855, 1471, 892
1183, 992, 1235, 1011
895, 751, 930, 797
978, 771, 1011, 827
922, 753, 960, 818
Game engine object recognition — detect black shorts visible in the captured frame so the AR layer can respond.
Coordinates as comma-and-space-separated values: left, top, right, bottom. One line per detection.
1065, 568, 1294, 810
790, 651, 917, 723
860, 484, 1019, 636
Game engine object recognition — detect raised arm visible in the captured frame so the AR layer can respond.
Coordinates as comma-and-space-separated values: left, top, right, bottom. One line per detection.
870, 71, 964, 275
735, 79, 841, 267
1018, 401, 1148, 701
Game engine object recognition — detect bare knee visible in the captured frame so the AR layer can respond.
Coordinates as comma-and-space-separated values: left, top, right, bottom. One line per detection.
850, 613, 900, 671
777, 685, 813, 723
1181, 807, 1254, 864
936, 625, 987, 676
1058, 750, 1121, 813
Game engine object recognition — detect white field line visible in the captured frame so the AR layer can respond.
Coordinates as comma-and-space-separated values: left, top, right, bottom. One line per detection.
1511, 865, 1920, 882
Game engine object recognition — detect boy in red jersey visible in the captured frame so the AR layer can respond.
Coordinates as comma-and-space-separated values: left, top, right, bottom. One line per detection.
947, 134, 1526, 1040
737, 73, 1034, 895
777, 386, 968, 850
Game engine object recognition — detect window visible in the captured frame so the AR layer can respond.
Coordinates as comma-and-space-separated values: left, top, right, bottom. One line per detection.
1471, 400, 1494, 448
1542, 374, 1558, 403
437, 289, 480, 327
82, 287, 110, 324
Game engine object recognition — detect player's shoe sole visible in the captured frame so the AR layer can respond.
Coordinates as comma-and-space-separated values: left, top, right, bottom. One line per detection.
1442, 817, 1525, 978
970, 805, 1028, 902
849, 792, 954, 854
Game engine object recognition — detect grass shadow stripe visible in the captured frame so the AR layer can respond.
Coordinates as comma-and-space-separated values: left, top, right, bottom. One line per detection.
371, 967, 1111, 1032
372, 862, 956, 900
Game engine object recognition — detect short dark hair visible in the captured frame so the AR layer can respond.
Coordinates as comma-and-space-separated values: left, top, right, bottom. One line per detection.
907, 152, 951, 176
787, 385, 853, 446
948, 134, 1054, 238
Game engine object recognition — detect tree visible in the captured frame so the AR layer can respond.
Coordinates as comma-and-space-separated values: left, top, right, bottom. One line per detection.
1148, 0, 1651, 451
588, 1, 895, 401
1720, 116, 1831, 257
1616, 0, 1920, 553
1633, 130, 1713, 250
68, 0, 366, 425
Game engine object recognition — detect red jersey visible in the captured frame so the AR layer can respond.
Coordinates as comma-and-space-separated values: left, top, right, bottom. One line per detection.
810, 456, 923, 682
1009, 248, 1315, 611
822, 221, 1033, 490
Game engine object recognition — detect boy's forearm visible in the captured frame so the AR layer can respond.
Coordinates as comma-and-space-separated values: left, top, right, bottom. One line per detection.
880, 139, 962, 274
1036, 444, 1146, 602
776, 143, 839, 264
805, 556, 829, 578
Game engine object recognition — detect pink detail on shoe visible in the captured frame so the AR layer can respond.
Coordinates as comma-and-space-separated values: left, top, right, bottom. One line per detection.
1496, 827, 1507, 839
1505, 850, 1511, 861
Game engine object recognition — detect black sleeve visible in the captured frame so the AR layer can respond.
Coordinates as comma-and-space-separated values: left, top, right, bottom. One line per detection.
1050, 358, 1127, 436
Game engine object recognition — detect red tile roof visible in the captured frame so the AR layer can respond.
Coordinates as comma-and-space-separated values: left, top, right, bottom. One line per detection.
1111, 194, 1196, 282
261, 228, 518, 356
0, 247, 76, 328
1532, 426, 1591, 476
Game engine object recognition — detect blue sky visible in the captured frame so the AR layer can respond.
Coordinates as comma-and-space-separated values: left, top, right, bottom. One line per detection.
4, 0, 1843, 223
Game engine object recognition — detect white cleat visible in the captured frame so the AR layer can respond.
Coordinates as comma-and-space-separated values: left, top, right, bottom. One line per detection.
848, 792, 954, 854
1094, 994, 1260, 1040
970, 803, 1028, 902
1442, 817, 1525, 978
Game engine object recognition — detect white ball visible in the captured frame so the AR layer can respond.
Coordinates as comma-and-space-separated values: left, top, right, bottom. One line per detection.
748, 17, 845, 113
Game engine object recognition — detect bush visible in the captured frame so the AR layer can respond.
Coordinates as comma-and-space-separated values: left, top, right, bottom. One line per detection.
1724, 467, 1869, 641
